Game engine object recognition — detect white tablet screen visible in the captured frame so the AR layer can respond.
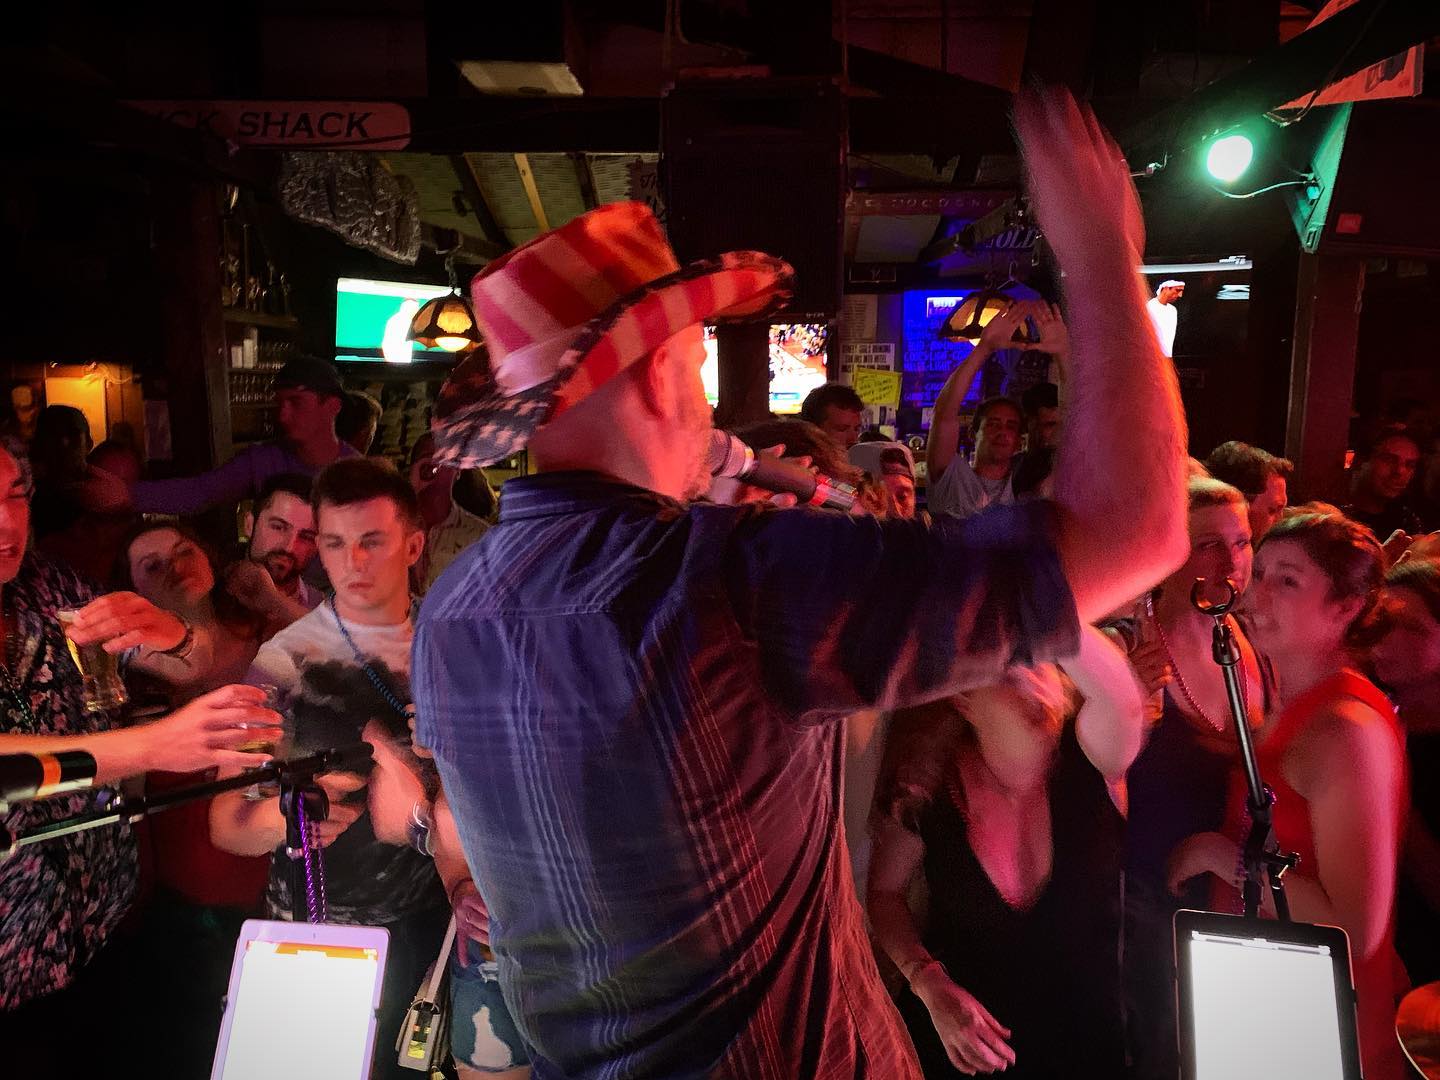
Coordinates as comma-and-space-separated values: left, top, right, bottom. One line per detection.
1185, 929, 1347, 1080
214, 936, 384, 1080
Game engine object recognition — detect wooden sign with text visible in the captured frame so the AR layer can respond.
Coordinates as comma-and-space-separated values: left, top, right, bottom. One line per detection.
126, 101, 412, 150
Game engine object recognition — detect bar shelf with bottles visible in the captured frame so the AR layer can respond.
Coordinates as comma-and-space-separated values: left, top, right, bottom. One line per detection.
219, 187, 300, 445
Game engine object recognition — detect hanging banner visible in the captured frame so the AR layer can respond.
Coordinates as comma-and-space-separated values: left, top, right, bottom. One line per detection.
1276, 0, 1423, 110
126, 100, 412, 150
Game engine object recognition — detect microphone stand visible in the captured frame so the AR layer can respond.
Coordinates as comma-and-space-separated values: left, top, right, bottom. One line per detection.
0, 744, 374, 925
1190, 579, 1297, 920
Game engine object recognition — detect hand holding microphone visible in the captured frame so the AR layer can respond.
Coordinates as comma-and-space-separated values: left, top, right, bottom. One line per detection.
707, 430, 857, 511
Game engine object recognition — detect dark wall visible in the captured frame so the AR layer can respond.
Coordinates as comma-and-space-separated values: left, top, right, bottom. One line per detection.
0, 157, 161, 369
1353, 260, 1440, 441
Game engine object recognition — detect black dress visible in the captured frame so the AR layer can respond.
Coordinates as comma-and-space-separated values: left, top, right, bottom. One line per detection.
1121, 688, 1236, 1080
897, 729, 1126, 1078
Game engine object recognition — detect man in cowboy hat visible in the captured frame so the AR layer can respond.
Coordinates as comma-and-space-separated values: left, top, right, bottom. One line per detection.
412, 88, 1188, 1078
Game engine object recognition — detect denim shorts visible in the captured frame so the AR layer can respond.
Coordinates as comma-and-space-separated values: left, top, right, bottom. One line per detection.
449, 947, 530, 1072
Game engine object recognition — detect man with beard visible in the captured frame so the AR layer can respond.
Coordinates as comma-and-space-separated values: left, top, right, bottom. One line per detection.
411, 88, 1190, 1080
223, 473, 322, 638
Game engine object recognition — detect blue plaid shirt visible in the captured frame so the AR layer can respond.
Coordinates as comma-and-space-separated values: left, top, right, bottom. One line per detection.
413, 472, 1079, 1079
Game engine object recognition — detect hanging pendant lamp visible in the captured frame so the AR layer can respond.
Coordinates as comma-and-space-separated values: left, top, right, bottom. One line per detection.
940, 285, 1013, 341
408, 253, 483, 353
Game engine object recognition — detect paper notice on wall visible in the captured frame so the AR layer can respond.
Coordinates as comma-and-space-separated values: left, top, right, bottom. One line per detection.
839, 342, 896, 384
853, 367, 903, 408
839, 294, 878, 342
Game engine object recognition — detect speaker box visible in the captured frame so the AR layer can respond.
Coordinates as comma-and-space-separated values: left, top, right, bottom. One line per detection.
662, 78, 846, 319
1312, 98, 1440, 258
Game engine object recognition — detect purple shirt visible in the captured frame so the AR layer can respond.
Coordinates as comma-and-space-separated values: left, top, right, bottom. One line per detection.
132, 441, 359, 516
413, 473, 1080, 1079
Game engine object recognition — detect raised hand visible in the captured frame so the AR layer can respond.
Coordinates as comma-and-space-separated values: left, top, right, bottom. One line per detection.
1014, 86, 1145, 270
1381, 530, 1415, 568
976, 303, 1029, 353
1027, 302, 1070, 359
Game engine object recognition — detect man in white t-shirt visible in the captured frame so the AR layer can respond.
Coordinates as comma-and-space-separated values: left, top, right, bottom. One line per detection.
1145, 279, 1184, 358
211, 458, 451, 1080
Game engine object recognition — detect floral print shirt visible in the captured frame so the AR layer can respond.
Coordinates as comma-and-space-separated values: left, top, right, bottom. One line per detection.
0, 554, 138, 1010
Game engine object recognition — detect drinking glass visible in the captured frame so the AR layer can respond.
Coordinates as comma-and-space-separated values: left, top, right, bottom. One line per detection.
55, 610, 128, 714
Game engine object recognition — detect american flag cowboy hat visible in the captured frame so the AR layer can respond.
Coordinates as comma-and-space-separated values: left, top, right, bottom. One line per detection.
432, 201, 794, 468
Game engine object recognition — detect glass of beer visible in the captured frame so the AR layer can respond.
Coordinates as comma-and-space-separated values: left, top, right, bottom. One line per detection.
56, 609, 128, 714
241, 684, 290, 800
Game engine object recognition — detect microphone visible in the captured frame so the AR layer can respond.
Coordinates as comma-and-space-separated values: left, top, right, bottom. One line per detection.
0, 751, 97, 811
707, 429, 857, 511
259, 742, 377, 781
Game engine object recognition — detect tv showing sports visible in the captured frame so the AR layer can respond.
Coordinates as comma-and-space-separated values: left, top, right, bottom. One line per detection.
701, 323, 828, 415
335, 277, 455, 363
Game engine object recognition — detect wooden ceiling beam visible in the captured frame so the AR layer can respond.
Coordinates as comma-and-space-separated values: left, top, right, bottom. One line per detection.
513, 152, 552, 232
447, 152, 510, 251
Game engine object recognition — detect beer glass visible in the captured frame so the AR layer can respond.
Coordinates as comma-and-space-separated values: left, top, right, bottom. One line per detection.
241, 683, 290, 800
55, 609, 128, 714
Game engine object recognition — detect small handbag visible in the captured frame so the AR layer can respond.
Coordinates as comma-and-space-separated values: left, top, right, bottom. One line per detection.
397, 915, 457, 1073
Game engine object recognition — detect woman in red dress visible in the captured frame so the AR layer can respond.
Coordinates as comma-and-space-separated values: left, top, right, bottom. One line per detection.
1168, 507, 1410, 1080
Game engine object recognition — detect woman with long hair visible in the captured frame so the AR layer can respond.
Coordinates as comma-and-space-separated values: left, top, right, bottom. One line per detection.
1371, 557, 1440, 987
117, 520, 265, 697
116, 519, 275, 1077
1168, 508, 1409, 1080
1112, 476, 1268, 1079
867, 627, 1144, 1077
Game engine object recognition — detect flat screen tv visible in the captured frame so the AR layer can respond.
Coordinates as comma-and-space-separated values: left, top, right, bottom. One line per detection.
701, 323, 828, 415
335, 277, 454, 363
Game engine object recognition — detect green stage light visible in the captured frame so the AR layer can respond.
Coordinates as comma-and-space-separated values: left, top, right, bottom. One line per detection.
1206, 134, 1255, 183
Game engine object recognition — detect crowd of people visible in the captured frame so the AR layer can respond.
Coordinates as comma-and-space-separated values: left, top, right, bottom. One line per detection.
0, 87, 1436, 1080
